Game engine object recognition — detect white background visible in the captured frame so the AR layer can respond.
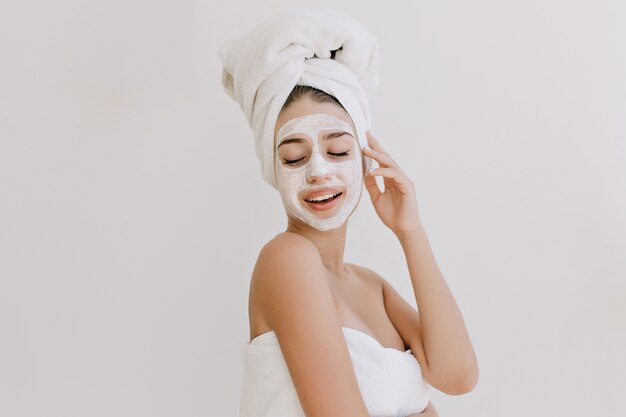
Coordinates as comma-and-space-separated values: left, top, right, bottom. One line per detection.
1, 1, 625, 416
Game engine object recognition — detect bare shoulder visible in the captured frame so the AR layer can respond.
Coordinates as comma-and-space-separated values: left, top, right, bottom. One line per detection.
344, 262, 386, 289
251, 232, 322, 305
252, 232, 334, 330
345, 263, 403, 299
345, 262, 417, 316
249, 231, 321, 329
259, 231, 321, 264
250, 233, 370, 417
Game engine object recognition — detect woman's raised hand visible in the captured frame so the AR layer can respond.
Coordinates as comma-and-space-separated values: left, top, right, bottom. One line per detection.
363, 131, 423, 236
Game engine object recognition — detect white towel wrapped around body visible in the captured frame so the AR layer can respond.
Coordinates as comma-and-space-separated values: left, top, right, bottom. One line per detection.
240, 326, 431, 417
218, 7, 380, 189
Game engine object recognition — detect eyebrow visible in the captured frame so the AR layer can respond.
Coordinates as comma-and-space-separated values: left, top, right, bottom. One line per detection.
277, 131, 353, 148
323, 131, 353, 140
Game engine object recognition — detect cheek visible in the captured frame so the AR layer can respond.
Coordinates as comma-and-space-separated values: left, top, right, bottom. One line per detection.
332, 161, 363, 188
276, 166, 307, 196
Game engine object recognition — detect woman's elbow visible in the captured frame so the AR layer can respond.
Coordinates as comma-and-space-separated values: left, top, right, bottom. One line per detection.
454, 375, 478, 395
430, 366, 479, 395
445, 368, 479, 395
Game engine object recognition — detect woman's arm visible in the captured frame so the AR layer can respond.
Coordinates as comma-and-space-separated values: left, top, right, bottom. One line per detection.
362, 131, 479, 394
396, 227, 478, 394
255, 233, 371, 417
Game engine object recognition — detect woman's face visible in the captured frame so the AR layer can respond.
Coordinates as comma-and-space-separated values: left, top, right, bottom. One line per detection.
274, 96, 364, 231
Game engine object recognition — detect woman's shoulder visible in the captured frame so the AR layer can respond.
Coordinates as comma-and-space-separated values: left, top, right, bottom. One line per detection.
251, 232, 324, 288
345, 264, 411, 308
264, 231, 317, 248
344, 262, 386, 287
257, 231, 320, 262
248, 232, 330, 338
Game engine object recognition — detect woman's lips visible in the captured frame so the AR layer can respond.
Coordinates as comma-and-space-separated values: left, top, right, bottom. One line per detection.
303, 192, 343, 211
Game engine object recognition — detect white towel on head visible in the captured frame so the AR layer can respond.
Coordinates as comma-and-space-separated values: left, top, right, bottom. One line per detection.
218, 7, 380, 189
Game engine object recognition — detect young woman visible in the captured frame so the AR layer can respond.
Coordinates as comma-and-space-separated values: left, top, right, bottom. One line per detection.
219, 7, 478, 416
240, 85, 478, 417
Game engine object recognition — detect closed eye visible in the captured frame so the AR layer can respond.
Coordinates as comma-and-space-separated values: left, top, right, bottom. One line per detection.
284, 157, 306, 165
284, 151, 350, 165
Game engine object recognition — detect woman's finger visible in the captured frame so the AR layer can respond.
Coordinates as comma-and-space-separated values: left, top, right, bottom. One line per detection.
363, 167, 382, 200
366, 131, 391, 156
366, 167, 409, 187
363, 146, 398, 169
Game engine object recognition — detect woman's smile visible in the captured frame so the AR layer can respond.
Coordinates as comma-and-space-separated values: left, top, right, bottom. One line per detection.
303, 191, 344, 211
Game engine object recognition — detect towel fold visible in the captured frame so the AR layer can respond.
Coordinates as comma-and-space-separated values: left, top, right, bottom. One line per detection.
218, 7, 380, 189
240, 327, 430, 417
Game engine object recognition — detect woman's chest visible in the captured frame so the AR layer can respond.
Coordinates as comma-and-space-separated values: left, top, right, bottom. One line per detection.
329, 271, 407, 351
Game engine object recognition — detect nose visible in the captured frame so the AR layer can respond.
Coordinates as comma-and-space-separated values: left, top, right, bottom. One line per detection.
306, 152, 333, 183
306, 171, 332, 184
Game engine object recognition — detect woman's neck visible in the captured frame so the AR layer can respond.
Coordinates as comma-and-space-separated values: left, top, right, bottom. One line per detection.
285, 219, 349, 280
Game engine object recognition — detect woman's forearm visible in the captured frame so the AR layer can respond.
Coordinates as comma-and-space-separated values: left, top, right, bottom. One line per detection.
396, 225, 479, 394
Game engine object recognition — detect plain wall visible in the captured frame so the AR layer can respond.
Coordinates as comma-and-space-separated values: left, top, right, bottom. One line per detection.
1, 1, 625, 416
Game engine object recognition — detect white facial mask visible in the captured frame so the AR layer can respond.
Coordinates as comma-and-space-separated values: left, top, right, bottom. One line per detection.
275, 113, 364, 231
